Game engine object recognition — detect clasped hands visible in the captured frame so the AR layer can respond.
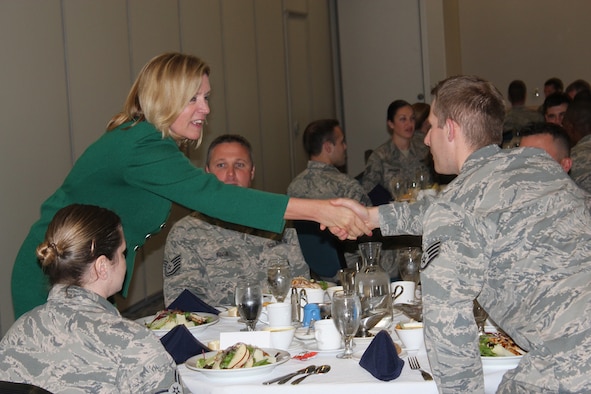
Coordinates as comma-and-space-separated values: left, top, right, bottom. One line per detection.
321, 198, 380, 240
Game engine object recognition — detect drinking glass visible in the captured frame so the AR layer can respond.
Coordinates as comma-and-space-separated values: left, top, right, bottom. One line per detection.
331, 291, 362, 359
473, 299, 488, 335
267, 260, 292, 303
235, 282, 263, 331
398, 247, 422, 285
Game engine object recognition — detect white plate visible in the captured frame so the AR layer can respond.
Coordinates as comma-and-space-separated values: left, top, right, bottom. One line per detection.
481, 354, 522, 368
184, 348, 290, 380
136, 312, 219, 337
218, 310, 240, 321
294, 327, 315, 341
304, 342, 345, 354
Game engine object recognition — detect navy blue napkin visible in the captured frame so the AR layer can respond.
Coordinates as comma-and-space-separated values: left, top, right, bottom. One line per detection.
160, 325, 211, 364
359, 330, 404, 381
166, 289, 220, 315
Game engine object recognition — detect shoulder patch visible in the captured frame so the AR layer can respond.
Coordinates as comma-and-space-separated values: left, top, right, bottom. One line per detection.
164, 255, 181, 277
421, 240, 441, 270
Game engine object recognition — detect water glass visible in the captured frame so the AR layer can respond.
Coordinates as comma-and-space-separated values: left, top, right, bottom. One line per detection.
331, 291, 362, 359
267, 260, 291, 302
398, 247, 422, 285
235, 282, 263, 331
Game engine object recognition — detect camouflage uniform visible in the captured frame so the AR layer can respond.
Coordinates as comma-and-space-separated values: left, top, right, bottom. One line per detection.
503, 106, 544, 133
0, 284, 180, 394
287, 161, 372, 206
378, 145, 591, 393
570, 134, 591, 194
163, 213, 310, 306
361, 132, 433, 196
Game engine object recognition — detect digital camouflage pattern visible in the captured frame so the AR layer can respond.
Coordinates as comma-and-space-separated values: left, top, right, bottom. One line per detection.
378, 145, 591, 393
570, 134, 591, 194
287, 161, 372, 206
361, 132, 433, 196
0, 285, 180, 394
503, 106, 544, 133
163, 213, 310, 306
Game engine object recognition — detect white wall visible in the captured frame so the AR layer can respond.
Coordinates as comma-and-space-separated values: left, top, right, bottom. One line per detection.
0, 0, 336, 335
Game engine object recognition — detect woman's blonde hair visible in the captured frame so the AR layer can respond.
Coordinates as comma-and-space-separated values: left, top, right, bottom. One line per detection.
107, 52, 210, 143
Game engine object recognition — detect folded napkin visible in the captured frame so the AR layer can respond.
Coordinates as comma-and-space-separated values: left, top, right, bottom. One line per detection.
160, 325, 211, 364
359, 330, 404, 381
166, 289, 220, 315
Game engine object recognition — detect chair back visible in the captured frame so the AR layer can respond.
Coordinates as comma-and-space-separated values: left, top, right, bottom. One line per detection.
293, 220, 347, 278
0, 381, 53, 394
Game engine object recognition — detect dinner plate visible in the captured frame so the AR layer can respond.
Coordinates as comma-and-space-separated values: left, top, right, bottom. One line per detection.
136, 312, 219, 337
217, 310, 240, 321
481, 354, 522, 368
184, 348, 290, 381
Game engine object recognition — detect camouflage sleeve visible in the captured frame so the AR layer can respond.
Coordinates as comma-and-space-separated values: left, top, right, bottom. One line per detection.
377, 200, 428, 235
420, 199, 492, 393
118, 328, 180, 393
361, 151, 385, 193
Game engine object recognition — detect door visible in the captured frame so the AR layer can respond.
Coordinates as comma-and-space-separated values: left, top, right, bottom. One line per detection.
336, 0, 426, 176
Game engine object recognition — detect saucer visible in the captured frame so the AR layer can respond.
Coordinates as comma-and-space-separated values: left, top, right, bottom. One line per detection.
304, 342, 345, 354
295, 327, 315, 341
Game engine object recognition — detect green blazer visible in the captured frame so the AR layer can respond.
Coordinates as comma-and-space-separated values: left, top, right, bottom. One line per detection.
12, 121, 288, 318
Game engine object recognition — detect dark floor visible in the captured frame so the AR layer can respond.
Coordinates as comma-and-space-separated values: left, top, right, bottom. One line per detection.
120, 292, 165, 321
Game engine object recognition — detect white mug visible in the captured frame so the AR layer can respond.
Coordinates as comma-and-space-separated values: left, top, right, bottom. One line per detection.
259, 302, 292, 326
262, 325, 296, 350
314, 319, 342, 350
299, 288, 326, 305
390, 281, 416, 304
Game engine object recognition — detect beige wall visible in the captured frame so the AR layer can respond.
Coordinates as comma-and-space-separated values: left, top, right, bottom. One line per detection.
0, 0, 335, 335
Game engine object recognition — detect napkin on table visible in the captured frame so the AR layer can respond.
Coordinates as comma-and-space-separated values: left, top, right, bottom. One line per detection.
160, 325, 211, 364
359, 330, 404, 381
166, 289, 220, 315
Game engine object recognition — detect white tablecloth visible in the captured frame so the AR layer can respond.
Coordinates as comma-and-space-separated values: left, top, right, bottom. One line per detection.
178, 314, 509, 394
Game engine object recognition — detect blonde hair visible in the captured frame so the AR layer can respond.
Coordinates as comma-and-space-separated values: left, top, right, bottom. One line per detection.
107, 52, 210, 143
37, 204, 123, 287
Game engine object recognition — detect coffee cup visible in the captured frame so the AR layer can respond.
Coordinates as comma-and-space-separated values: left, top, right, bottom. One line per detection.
299, 288, 326, 305
259, 302, 292, 326
390, 281, 416, 304
314, 319, 342, 350
395, 321, 424, 350
263, 325, 296, 350
326, 286, 344, 300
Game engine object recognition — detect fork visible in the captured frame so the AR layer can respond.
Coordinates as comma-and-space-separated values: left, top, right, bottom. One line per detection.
408, 356, 433, 381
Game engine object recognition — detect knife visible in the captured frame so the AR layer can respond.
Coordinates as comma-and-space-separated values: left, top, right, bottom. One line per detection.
262, 365, 316, 385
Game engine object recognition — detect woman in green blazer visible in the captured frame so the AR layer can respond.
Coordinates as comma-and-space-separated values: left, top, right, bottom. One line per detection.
12, 53, 370, 318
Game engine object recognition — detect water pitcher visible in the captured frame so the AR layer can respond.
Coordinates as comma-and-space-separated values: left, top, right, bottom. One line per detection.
355, 242, 393, 329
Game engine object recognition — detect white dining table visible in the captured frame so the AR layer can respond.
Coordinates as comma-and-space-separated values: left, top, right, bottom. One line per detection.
176, 312, 512, 394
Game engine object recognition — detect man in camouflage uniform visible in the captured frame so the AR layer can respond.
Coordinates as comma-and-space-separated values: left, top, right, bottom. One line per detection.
287, 119, 372, 277
356, 75, 591, 393
288, 119, 371, 206
563, 99, 591, 193
0, 284, 180, 393
163, 135, 309, 306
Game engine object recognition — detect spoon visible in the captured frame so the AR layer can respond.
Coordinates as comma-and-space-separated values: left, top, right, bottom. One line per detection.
291, 365, 331, 385
273, 365, 317, 385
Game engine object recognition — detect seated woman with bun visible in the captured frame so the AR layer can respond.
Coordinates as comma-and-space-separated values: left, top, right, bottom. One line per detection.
0, 204, 180, 393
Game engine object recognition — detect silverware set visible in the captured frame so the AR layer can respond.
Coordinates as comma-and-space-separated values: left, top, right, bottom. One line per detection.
262, 364, 331, 385
408, 356, 433, 381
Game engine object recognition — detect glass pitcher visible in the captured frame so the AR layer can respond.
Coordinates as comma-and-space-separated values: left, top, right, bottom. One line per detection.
355, 242, 393, 329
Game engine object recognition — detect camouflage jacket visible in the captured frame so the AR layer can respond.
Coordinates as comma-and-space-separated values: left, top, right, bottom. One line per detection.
0, 285, 180, 394
361, 133, 433, 196
378, 145, 591, 393
503, 105, 544, 133
570, 134, 591, 194
287, 161, 371, 206
163, 213, 310, 306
